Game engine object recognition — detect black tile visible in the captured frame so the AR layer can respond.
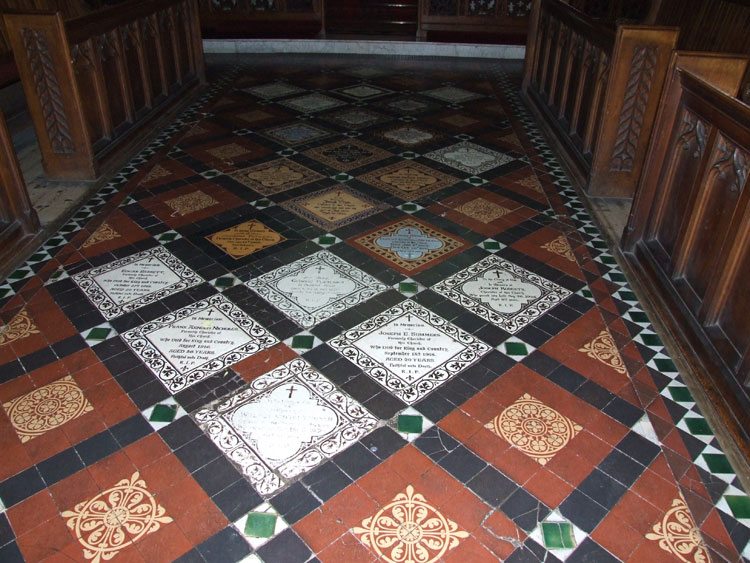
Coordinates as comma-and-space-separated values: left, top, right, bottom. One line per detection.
19, 347, 58, 373
466, 466, 518, 507
615, 431, 661, 467
547, 365, 586, 393
438, 445, 486, 483
333, 441, 380, 480
302, 461, 352, 502
341, 374, 384, 404
0, 542, 23, 563
270, 482, 321, 524
193, 456, 242, 497
115, 365, 156, 393
303, 343, 340, 369
103, 350, 143, 377
110, 414, 153, 447
212, 479, 263, 522
577, 468, 627, 510
506, 541, 549, 563
597, 449, 645, 489
51, 334, 86, 359
574, 380, 614, 409
559, 489, 608, 533
414, 426, 459, 463
0, 514, 14, 546
413, 392, 454, 422
364, 391, 406, 419
521, 350, 560, 376
128, 380, 171, 410
0, 467, 45, 507
159, 416, 203, 450
359, 426, 406, 461
437, 377, 477, 407
173, 548, 204, 563
602, 397, 643, 428
0, 360, 24, 384
567, 537, 619, 563
197, 526, 251, 562
478, 349, 515, 376
76, 430, 120, 466
257, 529, 312, 563
37, 448, 84, 486
500, 488, 549, 532
174, 435, 222, 473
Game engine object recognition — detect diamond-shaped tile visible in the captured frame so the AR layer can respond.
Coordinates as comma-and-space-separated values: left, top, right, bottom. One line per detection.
83, 324, 116, 345
529, 510, 587, 560
499, 337, 536, 359
314, 233, 342, 247
284, 332, 322, 353
234, 503, 289, 549
479, 238, 505, 253
143, 399, 186, 430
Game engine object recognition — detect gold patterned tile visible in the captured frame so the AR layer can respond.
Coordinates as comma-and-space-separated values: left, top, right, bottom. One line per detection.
2, 375, 93, 442
62, 472, 171, 563
645, 494, 709, 563
516, 175, 544, 194
303, 139, 390, 172
455, 197, 510, 223
351, 217, 465, 274
205, 142, 251, 161
139, 164, 172, 185
486, 393, 582, 465
206, 220, 285, 259
0, 309, 39, 347
82, 221, 121, 249
280, 185, 389, 231
578, 329, 627, 374
164, 190, 219, 217
358, 161, 458, 200
541, 235, 576, 262
352, 485, 468, 563
438, 114, 481, 128
227, 159, 325, 196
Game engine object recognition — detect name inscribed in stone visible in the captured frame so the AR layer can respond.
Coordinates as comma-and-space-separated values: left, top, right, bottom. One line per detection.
207, 220, 284, 259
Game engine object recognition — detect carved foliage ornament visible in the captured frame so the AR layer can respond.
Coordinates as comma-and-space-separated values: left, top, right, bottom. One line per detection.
677, 110, 707, 160
610, 45, 658, 172
712, 135, 749, 194
21, 28, 75, 154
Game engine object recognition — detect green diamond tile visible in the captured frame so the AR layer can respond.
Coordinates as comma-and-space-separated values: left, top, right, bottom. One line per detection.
244, 512, 277, 538
399, 282, 418, 293
599, 255, 617, 265
8, 269, 29, 280
150, 404, 178, 423
541, 522, 576, 549
158, 233, 178, 242
401, 203, 418, 211
608, 272, 627, 282
618, 291, 638, 302
504, 342, 529, 356
703, 453, 733, 474
397, 414, 423, 434
483, 241, 500, 250
86, 327, 112, 341
654, 357, 678, 373
725, 495, 750, 519
667, 386, 693, 403
685, 418, 713, 436
214, 277, 235, 288
640, 333, 663, 347
291, 335, 315, 350
318, 236, 336, 245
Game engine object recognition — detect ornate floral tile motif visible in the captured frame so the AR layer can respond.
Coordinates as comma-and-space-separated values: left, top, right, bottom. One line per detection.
352, 485, 469, 563
455, 197, 510, 223
0, 309, 39, 347
646, 494, 709, 563
425, 141, 515, 175
139, 163, 172, 185
358, 161, 458, 200
320, 108, 389, 130
185, 137, 271, 168
541, 235, 576, 262
303, 139, 391, 172
279, 185, 389, 231
423, 86, 483, 103
206, 142, 254, 161
136, 159, 195, 189
260, 123, 331, 146
278, 93, 346, 114
246, 250, 387, 328
243, 82, 305, 99
206, 220, 286, 259
164, 190, 219, 217
81, 221, 121, 249
227, 159, 325, 196
579, 329, 627, 375
378, 126, 439, 147
485, 393, 582, 465
350, 216, 467, 275
377, 96, 437, 115
2, 375, 93, 442
72, 246, 203, 320
62, 472, 171, 563
329, 299, 490, 404
194, 357, 377, 496
516, 174, 545, 193
121, 294, 277, 394
333, 85, 393, 100
432, 255, 572, 334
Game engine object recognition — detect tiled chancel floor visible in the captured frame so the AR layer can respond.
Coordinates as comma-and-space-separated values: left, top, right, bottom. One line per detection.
0, 55, 748, 563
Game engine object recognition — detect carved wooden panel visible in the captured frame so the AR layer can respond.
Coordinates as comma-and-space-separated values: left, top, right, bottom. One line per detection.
20, 28, 74, 154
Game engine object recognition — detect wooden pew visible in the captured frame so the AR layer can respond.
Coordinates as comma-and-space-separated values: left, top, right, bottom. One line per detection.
521, 0, 678, 198
0, 105, 40, 276
198, 0, 323, 39
3, 0, 205, 181
621, 52, 750, 459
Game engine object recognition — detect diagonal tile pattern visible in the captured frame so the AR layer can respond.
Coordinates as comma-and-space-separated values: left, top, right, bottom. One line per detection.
0, 54, 748, 563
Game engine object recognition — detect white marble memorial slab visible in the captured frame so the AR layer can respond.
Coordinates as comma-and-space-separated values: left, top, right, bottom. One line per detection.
72, 247, 203, 319
121, 294, 277, 393
194, 357, 377, 495
329, 300, 490, 404
246, 251, 387, 328
425, 141, 514, 175
432, 255, 572, 334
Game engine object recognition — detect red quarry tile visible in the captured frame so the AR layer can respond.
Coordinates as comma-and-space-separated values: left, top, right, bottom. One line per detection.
26, 360, 69, 388
612, 490, 663, 534
567, 431, 612, 466
100, 393, 139, 426
87, 452, 138, 490
356, 466, 408, 507
71, 361, 114, 390
479, 510, 525, 560
174, 499, 228, 545
444, 537, 499, 562
59, 410, 107, 445
0, 373, 35, 403
628, 537, 680, 562
324, 484, 380, 529
295, 508, 348, 554
158, 475, 209, 517
16, 516, 77, 562
124, 433, 172, 468
679, 465, 712, 504
700, 508, 740, 560
439, 487, 493, 534
648, 453, 678, 482
661, 427, 693, 460
318, 532, 376, 563
388, 444, 435, 481
439, 409, 484, 442
414, 465, 463, 508
78, 210, 151, 258
493, 446, 541, 486
25, 428, 72, 465
524, 467, 574, 509
591, 513, 642, 561
682, 488, 714, 529
7, 490, 59, 536
630, 469, 680, 512
49, 469, 99, 513
134, 521, 192, 563
464, 426, 510, 465
460, 391, 501, 422
545, 448, 595, 487
61, 349, 101, 375
233, 343, 297, 382
139, 454, 191, 495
